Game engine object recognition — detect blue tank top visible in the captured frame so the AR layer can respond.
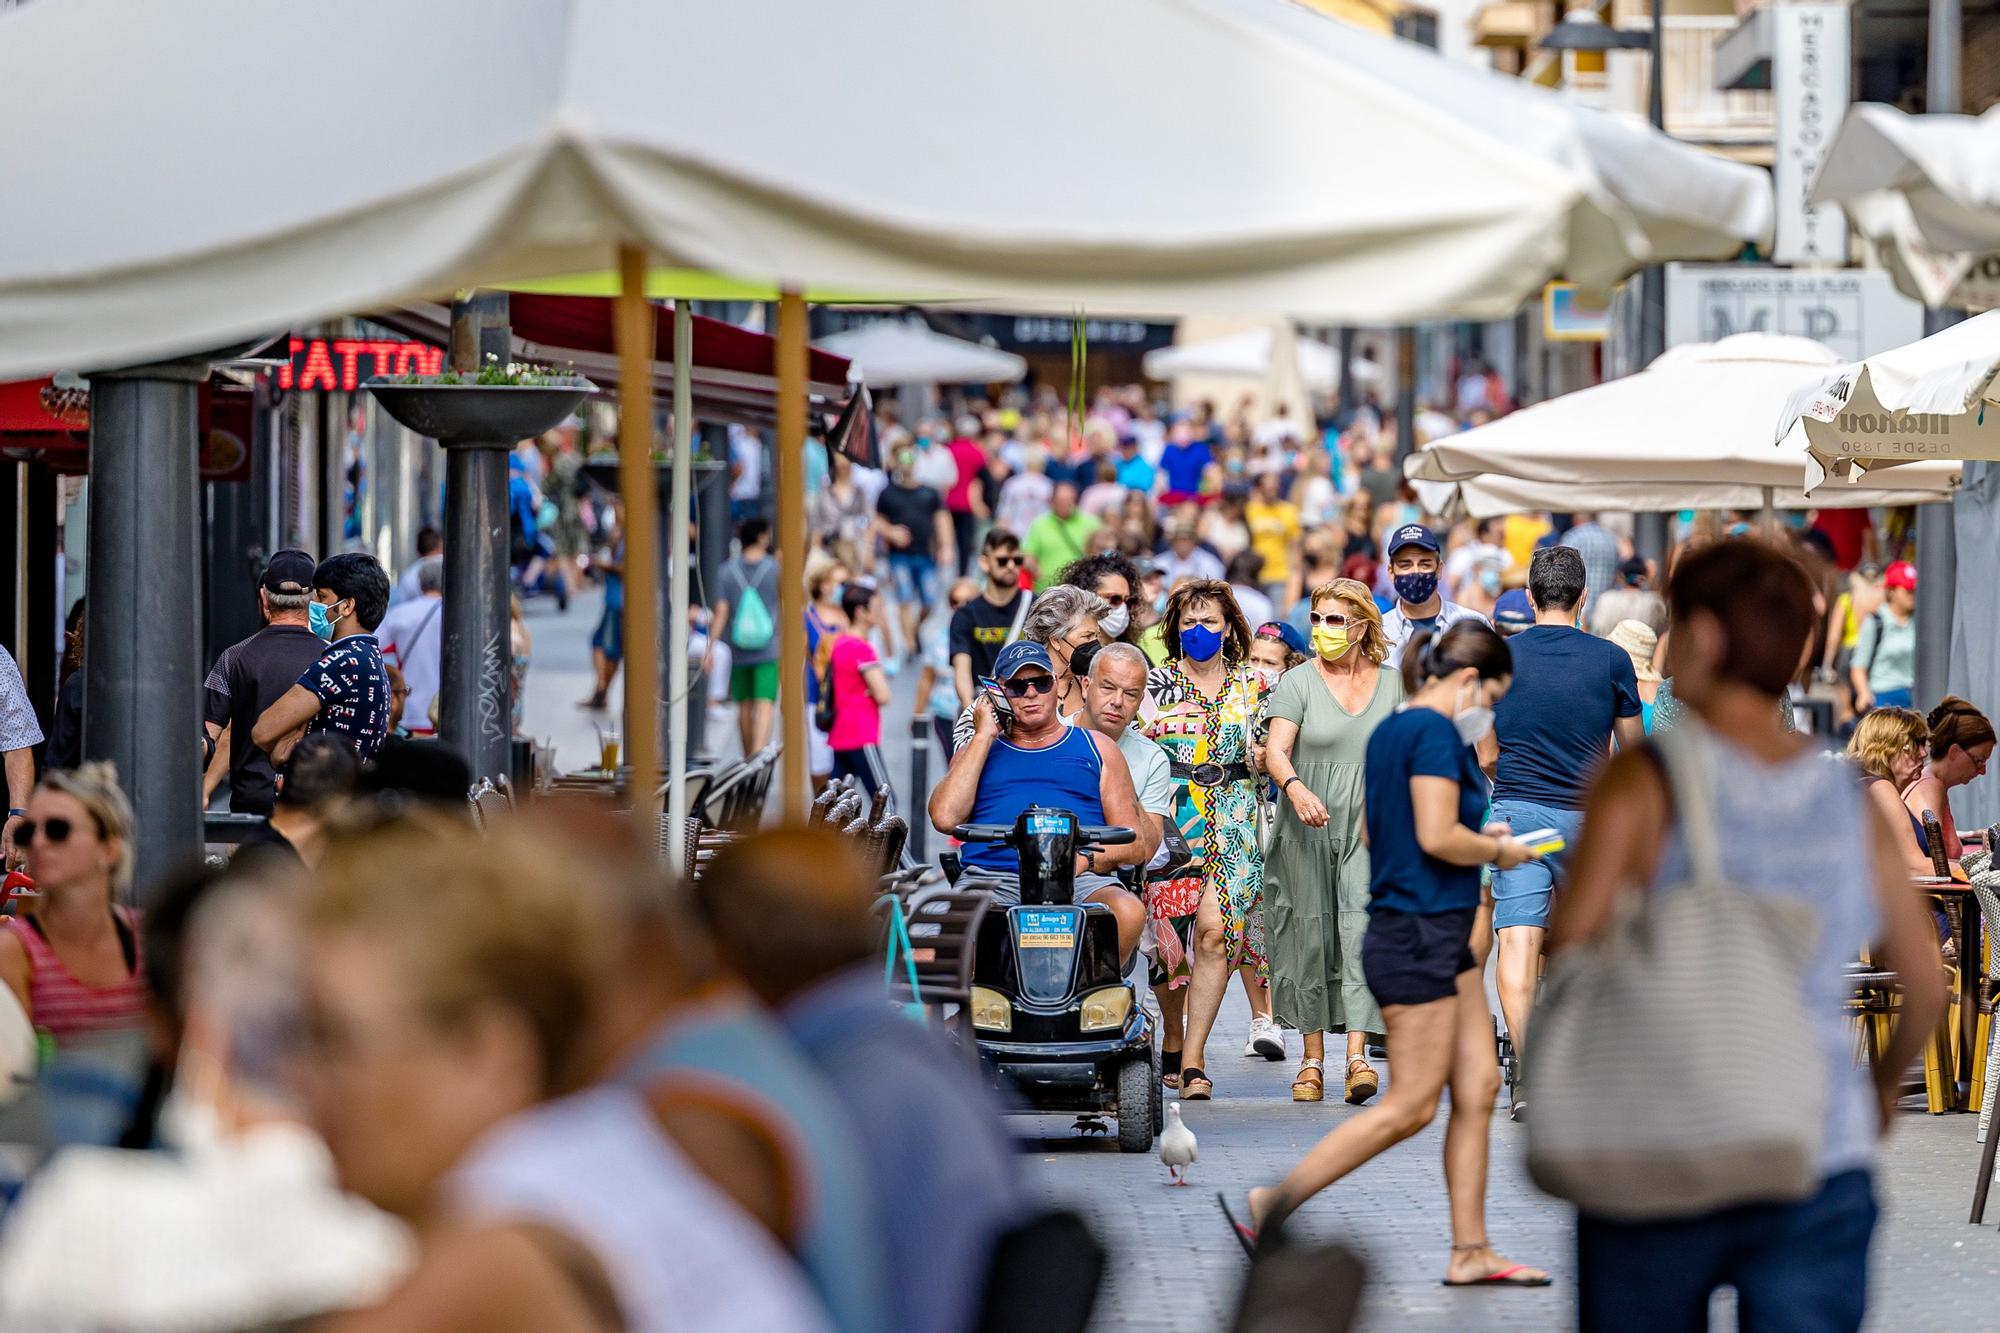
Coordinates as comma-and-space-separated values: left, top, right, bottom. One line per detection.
961, 726, 1105, 874
618, 990, 886, 1333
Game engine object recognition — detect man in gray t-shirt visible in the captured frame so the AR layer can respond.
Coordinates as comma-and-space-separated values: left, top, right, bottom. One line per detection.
712, 518, 783, 759
1079, 643, 1175, 868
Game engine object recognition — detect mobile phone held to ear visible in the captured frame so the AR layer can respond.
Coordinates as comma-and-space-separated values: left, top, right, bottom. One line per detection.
1514, 827, 1567, 857
976, 676, 1015, 735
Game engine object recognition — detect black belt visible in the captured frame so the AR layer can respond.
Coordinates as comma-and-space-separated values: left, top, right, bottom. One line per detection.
1170, 760, 1252, 788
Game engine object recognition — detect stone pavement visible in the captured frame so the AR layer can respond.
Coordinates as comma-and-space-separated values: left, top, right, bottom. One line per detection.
522, 585, 2000, 1331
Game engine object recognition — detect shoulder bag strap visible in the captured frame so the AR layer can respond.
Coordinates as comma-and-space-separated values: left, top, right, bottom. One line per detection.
1003, 590, 1032, 645
1651, 721, 1726, 886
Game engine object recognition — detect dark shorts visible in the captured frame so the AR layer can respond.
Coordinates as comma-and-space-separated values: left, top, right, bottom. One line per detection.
1361, 906, 1478, 1008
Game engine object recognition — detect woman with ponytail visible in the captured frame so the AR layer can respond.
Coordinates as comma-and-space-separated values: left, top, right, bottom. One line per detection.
1224, 620, 1550, 1289
1903, 695, 1996, 859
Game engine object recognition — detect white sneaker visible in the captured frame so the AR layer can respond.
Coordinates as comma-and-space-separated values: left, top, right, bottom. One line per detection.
1244, 1015, 1285, 1061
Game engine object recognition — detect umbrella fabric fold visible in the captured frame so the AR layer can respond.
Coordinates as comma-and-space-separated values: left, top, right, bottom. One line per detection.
1811, 104, 2000, 257
812, 321, 1026, 386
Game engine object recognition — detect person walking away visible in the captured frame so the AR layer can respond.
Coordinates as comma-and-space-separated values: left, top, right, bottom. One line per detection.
1557, 512, 1621, 615
1490, 546, 1644, 1120
389, 526, 442, 608
804, 551, 851, 789
373, 555, 444, 736
1848, 707, 1939, 878
1849, 560, 1917, 713
949, 529, 1033, 712
250, 554, 394, 766
1552, 539, 1945, 1332
201, 550, 329, 815
872, 449, 953, 659
945, 417, 989, 577
1023, 482, 1100, 592
1379, 525, 1487, 667
0, 763, 145, 1045
1605, 620, 1662, 731
235, 734, 359, 870
916, 579, 977, 762
712, 519, 784, 760
302, 816, 835, 1333
823, 585, 895, 806
1225, 622, 1547, 1287
1902, 696, 1995, 860
582, 515, 625, 711
1262, 579, 1404, 1107
1141, 581, 1269, 1099
694, 828, 1024, 1333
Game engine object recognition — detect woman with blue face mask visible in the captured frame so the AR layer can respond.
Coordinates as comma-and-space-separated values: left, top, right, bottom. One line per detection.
1140, 579, 1268, 1101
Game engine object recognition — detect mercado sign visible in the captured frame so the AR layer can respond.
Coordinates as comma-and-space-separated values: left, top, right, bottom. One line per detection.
277, 336, 444, 392
1666, 265, 1922, 362
1771, 4, 1849, 265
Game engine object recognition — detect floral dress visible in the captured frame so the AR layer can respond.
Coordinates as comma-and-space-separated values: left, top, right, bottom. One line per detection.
1142, 660, 1268, 988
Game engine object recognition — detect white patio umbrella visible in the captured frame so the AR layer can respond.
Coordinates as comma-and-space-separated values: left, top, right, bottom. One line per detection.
1842, 191, 2000, 313
1415, 471, 1957, 523
1142, 326, 1381, 393
1811, 104, 2000, 257
814, 321, 1026, 387
1775, 310, 2000, 491
1408, 333, 1962, 504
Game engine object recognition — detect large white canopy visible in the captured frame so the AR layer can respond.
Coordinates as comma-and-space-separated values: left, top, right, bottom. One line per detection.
813, 321, 1026, 387
1143, 327, 1381, 392
1415, 472, 1954, 521
1812, 104, 2000, 256
0, 0, 1771, 380
1409, 333, 1962, 506
1776, 310, 2000, 488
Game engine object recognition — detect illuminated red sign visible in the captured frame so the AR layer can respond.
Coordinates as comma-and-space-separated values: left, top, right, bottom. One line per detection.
277, 336, 444, 393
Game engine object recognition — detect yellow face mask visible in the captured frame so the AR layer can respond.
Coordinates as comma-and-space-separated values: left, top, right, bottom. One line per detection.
1311, 625, 1350, 660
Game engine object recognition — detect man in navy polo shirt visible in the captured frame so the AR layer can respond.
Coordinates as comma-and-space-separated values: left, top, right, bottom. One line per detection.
251, 553, 394, 766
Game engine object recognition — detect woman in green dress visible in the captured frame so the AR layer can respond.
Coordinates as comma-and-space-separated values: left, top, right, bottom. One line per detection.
1263, 577, 1403, 1106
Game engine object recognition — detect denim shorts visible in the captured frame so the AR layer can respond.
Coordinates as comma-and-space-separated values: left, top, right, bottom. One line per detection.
1490, 798, 1586, 930
887, 553, 939, 610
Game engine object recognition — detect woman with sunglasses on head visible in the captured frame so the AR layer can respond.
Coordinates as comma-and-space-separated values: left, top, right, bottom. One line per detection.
1142, 579, 1268, 1100
1224, 621, 1547, 1289
1261, 580, 1404, 1107
0, 762, 146, 1045
1057, 550, 1145, 649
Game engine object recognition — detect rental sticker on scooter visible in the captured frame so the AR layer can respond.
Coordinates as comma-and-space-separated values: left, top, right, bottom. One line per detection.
1017, 909, 1075, 949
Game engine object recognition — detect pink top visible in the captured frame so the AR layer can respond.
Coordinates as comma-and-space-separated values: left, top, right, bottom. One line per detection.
826, 634, 882, 751
946, 439, 985, 513
3, 910, 146, 1042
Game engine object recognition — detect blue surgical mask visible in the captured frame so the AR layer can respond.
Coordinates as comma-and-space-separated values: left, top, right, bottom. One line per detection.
1478, 568, 1502, 596
1180, 623, 1223, 662
308, 599, 337, 640
1393, 571, 1439, 606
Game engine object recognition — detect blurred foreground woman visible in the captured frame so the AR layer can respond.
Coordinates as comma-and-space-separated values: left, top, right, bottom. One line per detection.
1554, 540, 1945, 1333
304, 816, 830, 1333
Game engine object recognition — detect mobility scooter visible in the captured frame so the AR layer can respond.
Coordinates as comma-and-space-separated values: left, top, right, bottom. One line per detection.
951, 806, 1160, 1152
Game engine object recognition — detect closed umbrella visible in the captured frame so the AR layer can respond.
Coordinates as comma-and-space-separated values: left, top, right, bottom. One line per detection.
1409, 333, 1961, 503
814, 321, 1026, 387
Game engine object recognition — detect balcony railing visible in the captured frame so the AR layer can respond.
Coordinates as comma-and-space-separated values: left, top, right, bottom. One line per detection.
1594, 15, 1773, 143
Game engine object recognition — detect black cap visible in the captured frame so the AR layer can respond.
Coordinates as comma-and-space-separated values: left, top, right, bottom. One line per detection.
262, 549, 317, 595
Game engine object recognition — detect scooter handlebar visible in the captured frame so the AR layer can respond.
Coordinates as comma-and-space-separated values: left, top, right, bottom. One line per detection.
952, 824, 1017, 843
1079, 826, 1138, 846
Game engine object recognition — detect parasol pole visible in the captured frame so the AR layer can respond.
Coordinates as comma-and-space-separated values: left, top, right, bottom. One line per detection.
776, 291, 808, 820
666, 303, 693, 865
617, 246, 661, 819
1760, 486, 1777, 540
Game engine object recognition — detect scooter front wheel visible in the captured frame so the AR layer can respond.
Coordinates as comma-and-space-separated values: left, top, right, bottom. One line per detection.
1116, 1056, 1155, 1153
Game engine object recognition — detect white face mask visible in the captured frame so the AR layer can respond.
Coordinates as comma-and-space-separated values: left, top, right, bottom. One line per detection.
1452, 680, 1495, 746
1098, 604, 1130, 638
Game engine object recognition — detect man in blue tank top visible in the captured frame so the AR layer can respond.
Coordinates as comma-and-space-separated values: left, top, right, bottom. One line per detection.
928, 641, 1150, 961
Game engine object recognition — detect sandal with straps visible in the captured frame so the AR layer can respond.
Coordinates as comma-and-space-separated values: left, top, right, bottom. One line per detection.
1345, 1056, 1380, 1106
1161, 1049, 1182, 1090
1179, 1067, 1212, 1100
1290, 1058, 1325, 1102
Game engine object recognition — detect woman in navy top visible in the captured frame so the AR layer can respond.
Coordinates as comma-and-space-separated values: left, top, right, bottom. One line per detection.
1223, 622, 1552, 1289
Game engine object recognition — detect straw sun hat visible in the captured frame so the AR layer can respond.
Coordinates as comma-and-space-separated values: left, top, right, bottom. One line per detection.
1606, 619, 1661, 684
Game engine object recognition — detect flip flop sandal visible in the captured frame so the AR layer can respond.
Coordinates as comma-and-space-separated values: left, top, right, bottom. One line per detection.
1179, 1067, 1212, 1100
1161, 1049, 1182, 1089
1216, 1192, 1258, 1258
1291, 1059, 1324, 1103
1441, 1264, 1553, 1288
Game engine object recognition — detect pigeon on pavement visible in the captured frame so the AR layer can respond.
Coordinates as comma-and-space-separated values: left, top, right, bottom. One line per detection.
1160, 1101, 1198, 1186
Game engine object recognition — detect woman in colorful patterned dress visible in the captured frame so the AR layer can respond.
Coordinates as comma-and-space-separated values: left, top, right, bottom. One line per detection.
1142, 579, 1266, 1101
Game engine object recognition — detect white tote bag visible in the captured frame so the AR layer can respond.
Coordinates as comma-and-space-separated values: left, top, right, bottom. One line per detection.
1524, 722, 1827, 1220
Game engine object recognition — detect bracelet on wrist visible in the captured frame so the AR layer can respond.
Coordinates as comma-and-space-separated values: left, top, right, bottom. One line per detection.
5, 809, 21, 818
1281, 775, 1302, 793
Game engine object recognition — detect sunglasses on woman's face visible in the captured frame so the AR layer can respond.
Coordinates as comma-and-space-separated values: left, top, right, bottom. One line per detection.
1308, 612, 1351, 627
15, 817, 75, 846
1002, 673, 1056, 697
1098, 593, 1129, 608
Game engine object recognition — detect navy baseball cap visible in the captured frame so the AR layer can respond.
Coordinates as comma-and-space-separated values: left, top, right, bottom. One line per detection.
261, 549, 317, 595
1387, 524, 1441, 557
993, 641, 1055, 680
1493, 589, 1535, 634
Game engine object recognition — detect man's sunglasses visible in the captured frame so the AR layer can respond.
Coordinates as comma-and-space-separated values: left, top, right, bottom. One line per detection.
1307, 612, 1352, 627
989, 554, 1025, 568
15, 817, 79, 846
1001, 674, 1056, 697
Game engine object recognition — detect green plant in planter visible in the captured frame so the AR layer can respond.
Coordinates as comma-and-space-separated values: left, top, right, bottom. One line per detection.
394, 353, 579, 387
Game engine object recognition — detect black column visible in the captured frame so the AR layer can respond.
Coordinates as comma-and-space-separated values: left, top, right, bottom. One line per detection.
439, 442, 512, 783
84, 363, 207, 898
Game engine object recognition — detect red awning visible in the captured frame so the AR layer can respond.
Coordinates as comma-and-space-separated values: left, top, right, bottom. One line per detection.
0, 378, 85, 434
